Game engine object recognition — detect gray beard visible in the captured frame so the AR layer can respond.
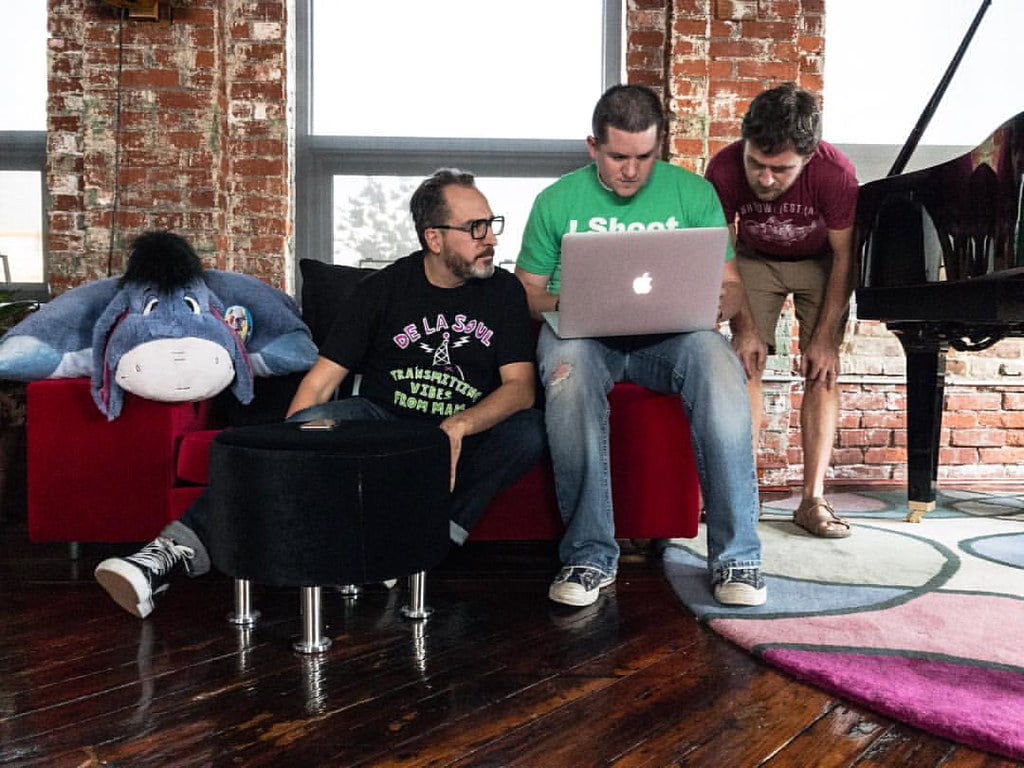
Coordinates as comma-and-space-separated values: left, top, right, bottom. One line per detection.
445, 249, 495, 281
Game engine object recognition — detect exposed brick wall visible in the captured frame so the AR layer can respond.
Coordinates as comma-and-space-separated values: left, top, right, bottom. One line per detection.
40, 0, 1020, 487
627, 0, 823, 173
759, 380, 1024, 487
46, 0, 290, 294
625, 0, 1024, 487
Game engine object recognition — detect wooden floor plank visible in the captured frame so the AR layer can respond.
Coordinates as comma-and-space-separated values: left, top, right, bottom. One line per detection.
762, 704, 893, 768
435, 638, 798, 766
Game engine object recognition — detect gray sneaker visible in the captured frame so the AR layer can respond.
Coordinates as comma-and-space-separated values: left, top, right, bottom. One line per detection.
713, 567, 767, 606
95, 537, 195, 618
548, 565, 615, 607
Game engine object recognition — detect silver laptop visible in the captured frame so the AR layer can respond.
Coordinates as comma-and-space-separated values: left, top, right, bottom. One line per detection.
543, 226, 729, 338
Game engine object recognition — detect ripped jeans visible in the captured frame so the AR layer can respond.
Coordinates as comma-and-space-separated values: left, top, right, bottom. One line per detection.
536, 325, 761, 581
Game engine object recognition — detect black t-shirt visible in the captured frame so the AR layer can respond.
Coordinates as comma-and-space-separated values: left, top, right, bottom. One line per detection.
319, 252, 534, 422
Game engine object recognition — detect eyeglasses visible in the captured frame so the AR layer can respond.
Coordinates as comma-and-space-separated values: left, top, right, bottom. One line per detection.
430, 216, 504, 240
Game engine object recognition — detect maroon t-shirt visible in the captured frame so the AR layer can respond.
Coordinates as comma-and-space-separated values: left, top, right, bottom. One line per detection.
705, 140, 858, 260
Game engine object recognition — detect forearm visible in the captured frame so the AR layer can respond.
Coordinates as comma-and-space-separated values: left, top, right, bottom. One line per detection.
514, 266, 557, 320
812, 257, 854, 345
814, 284, 851, 345
527, 290, 558, 320
728, 288, 759, 335
441, 379, 534, 438
812, 229, 856, 345
720, 260, 755, 329
285, 357, 348, 418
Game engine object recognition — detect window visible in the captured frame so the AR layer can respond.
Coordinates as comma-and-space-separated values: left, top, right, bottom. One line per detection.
823, 0, 1024, 182
296, 0, 622, 271
332, 175, 552, 271
0, 5, 47, 294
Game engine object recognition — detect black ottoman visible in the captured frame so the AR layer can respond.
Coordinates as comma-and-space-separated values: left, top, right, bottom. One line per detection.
205, 419, 451, 652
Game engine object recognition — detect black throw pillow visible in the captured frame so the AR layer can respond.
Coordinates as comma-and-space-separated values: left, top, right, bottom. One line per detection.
298, 259, 376, 348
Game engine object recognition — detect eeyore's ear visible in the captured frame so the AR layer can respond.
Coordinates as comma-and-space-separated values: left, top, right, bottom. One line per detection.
228, 337, 255, 407
89, 289, 130, 419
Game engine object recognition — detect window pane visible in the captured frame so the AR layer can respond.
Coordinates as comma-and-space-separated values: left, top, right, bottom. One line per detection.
0, 172, 44, 284
313, 1, 603, 139
332, 175, 554, 268
0, 6, 46, 131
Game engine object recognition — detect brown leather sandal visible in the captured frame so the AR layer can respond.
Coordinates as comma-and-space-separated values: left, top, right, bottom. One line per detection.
793, 497, 852, 538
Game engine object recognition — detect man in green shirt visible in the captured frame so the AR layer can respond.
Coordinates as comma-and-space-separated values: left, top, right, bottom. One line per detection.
516, 84, 766, 608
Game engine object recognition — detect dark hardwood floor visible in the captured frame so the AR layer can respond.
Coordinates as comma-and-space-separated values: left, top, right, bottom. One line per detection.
0, 509, 1019, 767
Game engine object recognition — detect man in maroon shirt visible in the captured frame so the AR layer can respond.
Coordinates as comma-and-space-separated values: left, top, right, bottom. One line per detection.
706, 83, 859, 538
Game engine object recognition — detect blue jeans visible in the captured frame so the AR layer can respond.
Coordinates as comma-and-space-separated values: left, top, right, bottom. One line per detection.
536, 325, 761, 581
285, 398, 546, 544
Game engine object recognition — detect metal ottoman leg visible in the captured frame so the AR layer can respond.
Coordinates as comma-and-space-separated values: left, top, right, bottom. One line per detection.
227, 578, 260, 626
401, 571, 432, 619
293, 585, 332, 654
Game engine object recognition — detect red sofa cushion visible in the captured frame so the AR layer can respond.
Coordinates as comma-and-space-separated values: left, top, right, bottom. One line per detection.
468, 382, 700, 541
177, 429, 220, 485
27, 378, 214, 543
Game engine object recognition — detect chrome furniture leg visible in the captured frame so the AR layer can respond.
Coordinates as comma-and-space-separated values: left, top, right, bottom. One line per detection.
401, 571, 432, 619
293, 586, 331, 654
227, 578, 260, 626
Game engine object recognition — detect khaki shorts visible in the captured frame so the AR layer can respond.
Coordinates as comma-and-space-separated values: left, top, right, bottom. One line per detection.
736, 252, 846, 354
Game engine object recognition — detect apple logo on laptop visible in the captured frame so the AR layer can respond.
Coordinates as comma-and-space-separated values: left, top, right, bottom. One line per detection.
632, 271, 653, 295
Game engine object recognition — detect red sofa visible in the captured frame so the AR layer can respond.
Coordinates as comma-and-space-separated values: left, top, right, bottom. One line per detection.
27, 377, 701, 546
26, 259, 702, 547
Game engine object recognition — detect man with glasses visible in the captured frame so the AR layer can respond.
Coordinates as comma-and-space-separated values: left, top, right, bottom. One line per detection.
95, 169, 545, 619
515, 84, 766, 609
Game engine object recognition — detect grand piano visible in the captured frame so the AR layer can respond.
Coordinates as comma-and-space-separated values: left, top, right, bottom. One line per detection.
855, 31, 1024, 520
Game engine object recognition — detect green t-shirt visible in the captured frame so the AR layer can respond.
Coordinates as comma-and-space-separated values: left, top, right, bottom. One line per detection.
517, 161, 733, 294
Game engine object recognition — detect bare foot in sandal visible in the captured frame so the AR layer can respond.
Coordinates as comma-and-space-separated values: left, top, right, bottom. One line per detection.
793, 497, 852, 538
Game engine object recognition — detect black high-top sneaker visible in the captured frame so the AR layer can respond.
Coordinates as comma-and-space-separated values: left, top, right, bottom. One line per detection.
95, 537, 195, 618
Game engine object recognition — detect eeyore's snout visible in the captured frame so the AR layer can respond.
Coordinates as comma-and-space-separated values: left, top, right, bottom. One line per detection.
115, 337, 235, 402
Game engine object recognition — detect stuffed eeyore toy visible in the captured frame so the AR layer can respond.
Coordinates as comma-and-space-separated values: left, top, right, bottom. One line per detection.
0, 231, 318, 419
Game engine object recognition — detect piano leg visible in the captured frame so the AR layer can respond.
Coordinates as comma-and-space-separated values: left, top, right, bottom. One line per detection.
894, 329, 948, 522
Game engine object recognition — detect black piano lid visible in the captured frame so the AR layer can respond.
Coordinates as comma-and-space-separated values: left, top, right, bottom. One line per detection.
856, 111, 1024, 312
855, 0, 1023, 320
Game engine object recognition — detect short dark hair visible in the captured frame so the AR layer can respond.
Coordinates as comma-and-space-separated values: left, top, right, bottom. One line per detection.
409, 168, 477, 249
741, 82, 821, 157
591, 84, 666, 145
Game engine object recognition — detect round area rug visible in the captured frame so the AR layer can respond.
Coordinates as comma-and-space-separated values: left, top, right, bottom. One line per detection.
663, 489, 1024, 761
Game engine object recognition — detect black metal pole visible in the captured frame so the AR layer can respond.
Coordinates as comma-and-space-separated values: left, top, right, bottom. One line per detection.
887, 0, 993, 177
